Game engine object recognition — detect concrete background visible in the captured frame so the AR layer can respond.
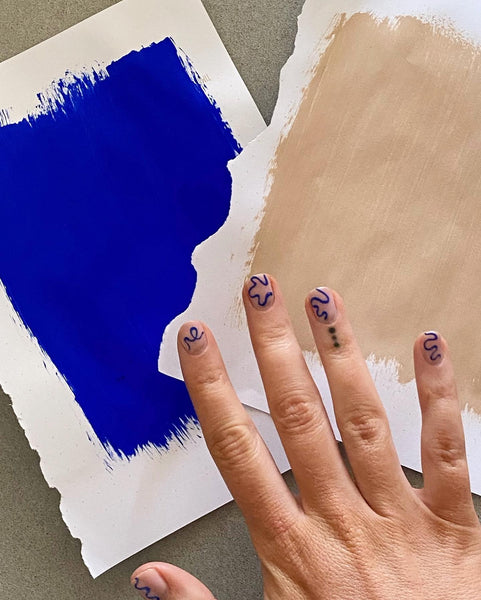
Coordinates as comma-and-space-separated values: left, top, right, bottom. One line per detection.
0, 2, 479, 599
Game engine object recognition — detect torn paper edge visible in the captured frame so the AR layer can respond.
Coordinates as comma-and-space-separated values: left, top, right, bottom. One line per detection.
158, 0, 481, 494
0, 0, 288, 577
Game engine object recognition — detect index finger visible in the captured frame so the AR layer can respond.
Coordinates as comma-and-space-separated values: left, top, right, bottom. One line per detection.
178, 321, 300, 540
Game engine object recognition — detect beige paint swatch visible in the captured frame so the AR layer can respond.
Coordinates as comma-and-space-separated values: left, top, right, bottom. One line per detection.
250, 13, 481, 412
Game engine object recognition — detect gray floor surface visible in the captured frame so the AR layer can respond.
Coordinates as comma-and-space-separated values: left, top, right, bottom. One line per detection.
0, 1, 479, 599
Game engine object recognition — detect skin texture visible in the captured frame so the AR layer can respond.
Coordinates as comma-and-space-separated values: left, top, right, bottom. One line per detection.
132, 275, 481, 600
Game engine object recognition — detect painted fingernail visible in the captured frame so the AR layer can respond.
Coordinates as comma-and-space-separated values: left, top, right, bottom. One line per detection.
180, 322, 208, 355
422, 331, 444, 366
308, 287, 338, 325
247, 273, 274, 310
132, 569, 167, 600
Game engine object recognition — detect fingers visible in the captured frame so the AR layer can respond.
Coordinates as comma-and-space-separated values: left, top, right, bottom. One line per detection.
179, 278, 475, 531
178, 322, 300, 539
414, 333, 476, 525
243, 275, 359, 513
305, 287, 414, 515
131, 562, 215, 600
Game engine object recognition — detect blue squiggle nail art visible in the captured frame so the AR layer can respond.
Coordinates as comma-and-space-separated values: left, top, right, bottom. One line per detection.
133, 577, 161, 600
248, 274, 273, 307
423, 332, 442, 362
310, 288, 330, 321
183, 326, 205, 351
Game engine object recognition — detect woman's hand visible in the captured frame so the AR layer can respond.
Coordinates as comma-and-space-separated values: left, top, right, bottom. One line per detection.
132, 275, 481, 600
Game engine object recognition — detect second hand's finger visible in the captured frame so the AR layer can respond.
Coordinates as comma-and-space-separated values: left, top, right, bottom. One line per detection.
178, 321, 300, 541
306, 287, 414, 516
244, 275, 360, 513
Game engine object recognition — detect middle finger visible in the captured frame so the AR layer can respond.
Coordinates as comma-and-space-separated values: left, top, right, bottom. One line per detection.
244, 274, 359, 512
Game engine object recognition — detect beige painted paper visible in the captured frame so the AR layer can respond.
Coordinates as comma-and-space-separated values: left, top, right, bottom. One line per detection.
160, 0, 481, 492
250, 12, 481, 412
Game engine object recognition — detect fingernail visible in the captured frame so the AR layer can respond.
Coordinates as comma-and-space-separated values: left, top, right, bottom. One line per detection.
308, 287, 338, 325
247, 274, 274, 310
132, 569, 168, 600
422, 331, 444, 366
180, 322, 208, 355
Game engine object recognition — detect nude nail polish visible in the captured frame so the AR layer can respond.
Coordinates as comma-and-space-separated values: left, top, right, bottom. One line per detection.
422, 331, 444, 366
247, 274, 274, 310
132, 569, 168, 600
179, 322, 208, 355
308, 287, 337, 325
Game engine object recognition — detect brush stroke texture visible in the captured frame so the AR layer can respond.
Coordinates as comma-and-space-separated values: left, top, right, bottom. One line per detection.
0, 38, 241, 457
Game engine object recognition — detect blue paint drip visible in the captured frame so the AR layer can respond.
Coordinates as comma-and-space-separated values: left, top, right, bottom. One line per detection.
0, 38, 241, 457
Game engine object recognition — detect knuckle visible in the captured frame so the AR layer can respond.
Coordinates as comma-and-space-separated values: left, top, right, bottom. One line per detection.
325, 339, 357, 362
342, 406, 388, 448
427, 431, 467, 470
265, 504, 299, 541
423, 389, 458, 406
191, 366, 228, 392
331, 513, 366, 552
208, 420, 257, 470
256, 511, 305, 563
274, 388, 319, 435
256, 318, 294, 352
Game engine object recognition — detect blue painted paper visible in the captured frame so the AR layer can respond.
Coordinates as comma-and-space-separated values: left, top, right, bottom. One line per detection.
0, 38, 241, 457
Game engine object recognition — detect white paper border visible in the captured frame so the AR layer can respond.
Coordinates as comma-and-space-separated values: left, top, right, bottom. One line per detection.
0, 0, 285, 577
159, 0, 481, 493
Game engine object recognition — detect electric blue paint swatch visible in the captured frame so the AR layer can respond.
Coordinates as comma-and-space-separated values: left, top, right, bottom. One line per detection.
0, 38, 241, 457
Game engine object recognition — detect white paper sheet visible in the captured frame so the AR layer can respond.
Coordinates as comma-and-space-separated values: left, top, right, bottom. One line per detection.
160, 0, 481, 493
0, 0, 293, 577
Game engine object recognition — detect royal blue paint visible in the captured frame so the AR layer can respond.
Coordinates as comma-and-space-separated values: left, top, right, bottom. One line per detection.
0, 38, 241, 457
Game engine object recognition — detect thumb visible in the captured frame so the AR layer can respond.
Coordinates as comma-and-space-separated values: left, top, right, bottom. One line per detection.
131, 562, 216, 600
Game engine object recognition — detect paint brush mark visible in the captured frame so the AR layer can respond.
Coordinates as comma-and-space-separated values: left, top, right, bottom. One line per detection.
175, 42, 242, 157
248, 12, 481, 413
0, 108, 9, 126
0, 38, 241, 458
29, 69, 108, 123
